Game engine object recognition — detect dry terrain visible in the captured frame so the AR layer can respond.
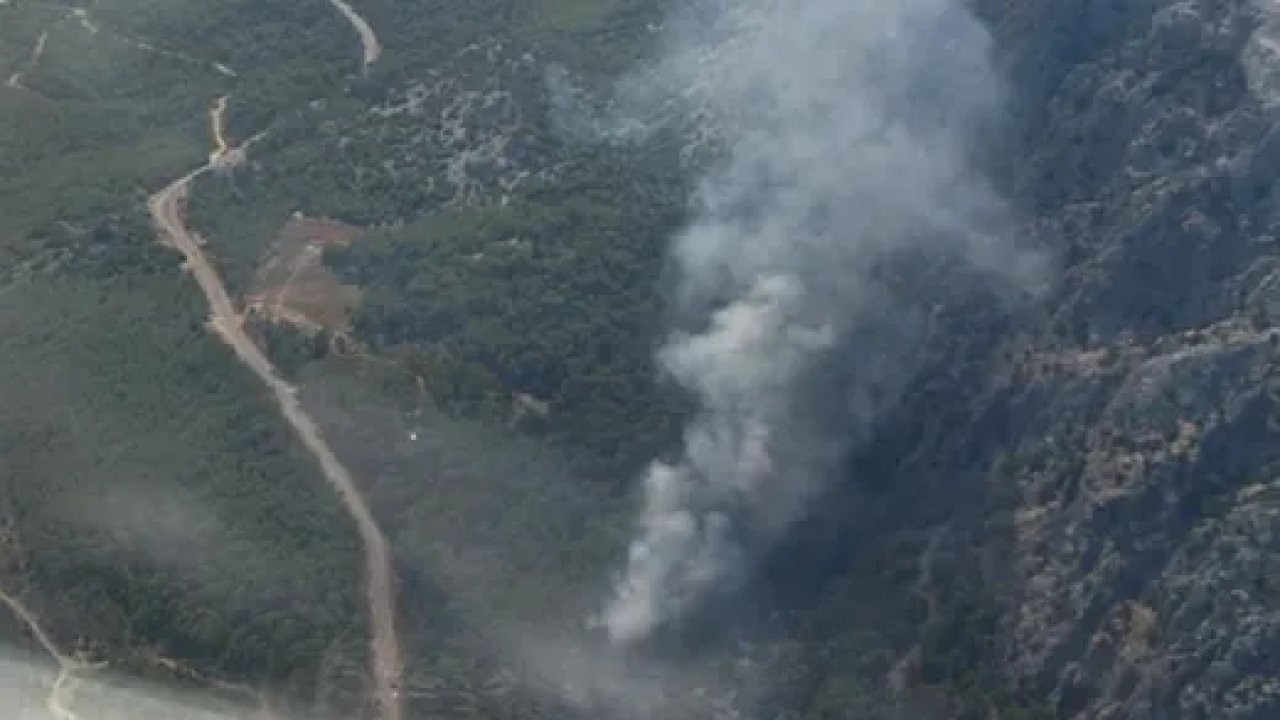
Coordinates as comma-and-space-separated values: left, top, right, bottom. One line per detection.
246, 216, 362, 334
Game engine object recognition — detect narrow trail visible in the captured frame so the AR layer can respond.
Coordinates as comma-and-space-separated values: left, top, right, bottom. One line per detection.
210, 96, 230, 160
327, 0, 382, 71
147, 101, 404, 720
126, 35, 238, 77
6, 30, 48, 88
5, 1, 71, 93
5, 5, 235, 89
0, 587, 106, 720
78, 5, 238, 77
145, 652, 281, 719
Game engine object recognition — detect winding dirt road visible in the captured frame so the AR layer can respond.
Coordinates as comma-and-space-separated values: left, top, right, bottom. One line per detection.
328, 0, 382, 70
147, 105, 403, 720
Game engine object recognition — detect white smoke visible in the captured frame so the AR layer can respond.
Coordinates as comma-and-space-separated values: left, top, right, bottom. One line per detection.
602, 0, 1044, 644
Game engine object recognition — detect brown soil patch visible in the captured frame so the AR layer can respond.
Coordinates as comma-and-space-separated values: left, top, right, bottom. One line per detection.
247, 215, 361, 333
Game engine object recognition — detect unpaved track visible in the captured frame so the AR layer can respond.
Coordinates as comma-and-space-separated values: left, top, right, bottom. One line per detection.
210, 96, 230, 159
328, 0, 381, 70
0, 587, 105, 720
6, 30, 48, 88
147, 120, 403, 720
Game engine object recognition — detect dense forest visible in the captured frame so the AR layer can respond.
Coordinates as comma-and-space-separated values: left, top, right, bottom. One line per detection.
9, 0, 1270, 719
0, 0, 1065, 715
177, 1, 1063, 718
0, 1, 372, 716
0, 0, 1064, 716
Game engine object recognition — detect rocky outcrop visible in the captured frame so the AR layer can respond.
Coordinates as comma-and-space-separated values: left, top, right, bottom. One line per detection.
893, 1, 1280, 717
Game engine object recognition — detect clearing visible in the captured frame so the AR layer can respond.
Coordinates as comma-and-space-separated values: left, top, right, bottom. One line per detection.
246, 215, 362, 335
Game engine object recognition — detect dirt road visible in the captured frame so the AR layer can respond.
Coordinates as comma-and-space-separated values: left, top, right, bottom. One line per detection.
209, 96, 230, 160
147, 139, 404, 720
328, 0, 382, 70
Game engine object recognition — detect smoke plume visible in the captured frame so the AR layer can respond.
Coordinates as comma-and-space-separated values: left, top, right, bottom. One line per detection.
602, 0, 1043, 644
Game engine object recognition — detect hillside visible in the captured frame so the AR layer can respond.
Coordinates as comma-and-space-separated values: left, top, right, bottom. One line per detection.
2, 0, 1280, 719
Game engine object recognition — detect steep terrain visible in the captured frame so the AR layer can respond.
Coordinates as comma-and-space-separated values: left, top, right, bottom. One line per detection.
4, 1, 1280, 719
782, 1, 1280, 717
974, 2, 1280, 716
727, 2, 1280, 717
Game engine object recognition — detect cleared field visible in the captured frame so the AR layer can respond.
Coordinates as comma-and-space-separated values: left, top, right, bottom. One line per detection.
247, 216, 362, 333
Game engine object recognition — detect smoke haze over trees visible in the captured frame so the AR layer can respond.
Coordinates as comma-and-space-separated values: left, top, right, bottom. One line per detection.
600, 0, 1046, 645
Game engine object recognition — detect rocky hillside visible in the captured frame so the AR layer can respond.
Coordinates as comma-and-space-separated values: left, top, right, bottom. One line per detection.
179, 0, 1280, 717
4, 0, 1280, 718
861, 1, 1280, 717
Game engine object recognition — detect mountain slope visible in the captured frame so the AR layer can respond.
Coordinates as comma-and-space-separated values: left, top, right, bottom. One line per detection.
4, 1, 1280, 719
